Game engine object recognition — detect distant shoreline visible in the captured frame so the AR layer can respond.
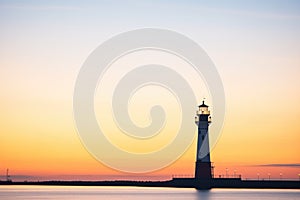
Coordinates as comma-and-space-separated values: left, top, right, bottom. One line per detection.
1, 178, 299, 190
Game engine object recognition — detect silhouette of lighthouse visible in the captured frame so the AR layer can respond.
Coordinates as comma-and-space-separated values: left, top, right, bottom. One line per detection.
194, 100, 212, 180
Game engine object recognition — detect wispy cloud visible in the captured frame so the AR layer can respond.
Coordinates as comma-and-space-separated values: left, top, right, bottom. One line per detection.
0, 174, 172, 181
1, 1, 299, 20
0, 4, 81, 11
252, 163, 300, 168
198, 6, 300, 20
127, 0, 300, 20
0, 175, 34, 180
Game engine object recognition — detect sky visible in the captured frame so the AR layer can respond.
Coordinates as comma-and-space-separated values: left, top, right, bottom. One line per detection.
0, 0, 300, 181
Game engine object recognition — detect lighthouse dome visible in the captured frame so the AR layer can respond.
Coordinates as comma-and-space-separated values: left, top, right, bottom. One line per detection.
198, 100, 208, 108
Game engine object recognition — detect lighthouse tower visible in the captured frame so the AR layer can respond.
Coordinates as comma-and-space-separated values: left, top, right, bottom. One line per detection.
194, 100, 212, 180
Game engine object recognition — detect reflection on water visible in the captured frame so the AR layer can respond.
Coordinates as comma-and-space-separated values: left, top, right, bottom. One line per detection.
0, 186, 299, 200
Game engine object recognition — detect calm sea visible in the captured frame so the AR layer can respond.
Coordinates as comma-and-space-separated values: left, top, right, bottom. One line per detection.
0, 186, 299, 200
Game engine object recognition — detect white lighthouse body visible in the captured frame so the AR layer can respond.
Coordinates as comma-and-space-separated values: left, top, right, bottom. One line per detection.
195, 101, 212, 180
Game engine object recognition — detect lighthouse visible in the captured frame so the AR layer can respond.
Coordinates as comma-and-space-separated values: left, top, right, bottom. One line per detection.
194, 100, 212, 181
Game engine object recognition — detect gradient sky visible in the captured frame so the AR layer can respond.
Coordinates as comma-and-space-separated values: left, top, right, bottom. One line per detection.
0, 0, 300, 181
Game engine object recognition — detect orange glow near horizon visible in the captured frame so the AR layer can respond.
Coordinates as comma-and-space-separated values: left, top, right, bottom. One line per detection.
1, 60, 300, 181
1, 64, 299, 181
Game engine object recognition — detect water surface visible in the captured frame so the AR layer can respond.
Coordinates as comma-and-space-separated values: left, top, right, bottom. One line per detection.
0, 186, 299, 200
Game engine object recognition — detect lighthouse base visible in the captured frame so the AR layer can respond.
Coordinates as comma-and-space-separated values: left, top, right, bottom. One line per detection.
195, 161, 212, 180
195, 161, 212, 189
195, 179, 212, 190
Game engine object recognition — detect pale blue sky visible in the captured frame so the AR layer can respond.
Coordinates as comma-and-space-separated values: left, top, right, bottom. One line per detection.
1, 0, 299, 98
1, 0, 299, 123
